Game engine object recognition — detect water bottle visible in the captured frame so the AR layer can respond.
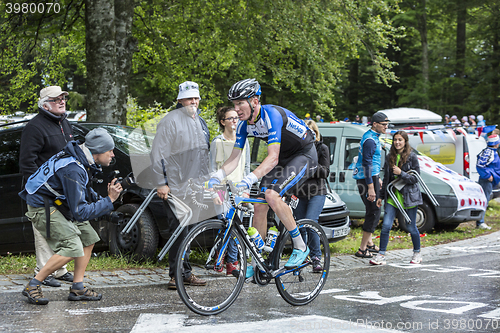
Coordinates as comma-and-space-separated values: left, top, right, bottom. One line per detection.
248, 227, 265, 253
263, 226, 279, 252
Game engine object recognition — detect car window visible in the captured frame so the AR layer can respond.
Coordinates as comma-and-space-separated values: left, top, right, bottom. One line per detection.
322, 136, 336, 165
0, 129, 21, 175
74, 123, 155, 155
345, 138, 360, 170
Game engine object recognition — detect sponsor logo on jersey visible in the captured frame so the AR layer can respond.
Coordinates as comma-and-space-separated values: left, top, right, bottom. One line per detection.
286, 118, 306, 138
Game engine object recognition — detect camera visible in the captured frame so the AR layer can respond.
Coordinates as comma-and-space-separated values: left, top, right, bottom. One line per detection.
108, 170, 136, 190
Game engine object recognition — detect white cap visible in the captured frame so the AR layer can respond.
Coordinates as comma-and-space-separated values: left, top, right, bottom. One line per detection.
177, 81, 201, 100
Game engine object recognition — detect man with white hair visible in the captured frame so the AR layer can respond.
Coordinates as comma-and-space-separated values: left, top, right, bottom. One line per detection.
19, 86, 75, 288
150, 81, 209, 289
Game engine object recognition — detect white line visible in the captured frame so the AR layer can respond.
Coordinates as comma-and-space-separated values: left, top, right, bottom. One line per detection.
130, 314, 405, 332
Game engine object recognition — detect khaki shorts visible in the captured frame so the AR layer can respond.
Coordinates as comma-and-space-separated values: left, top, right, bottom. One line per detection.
26, 205, 100, 258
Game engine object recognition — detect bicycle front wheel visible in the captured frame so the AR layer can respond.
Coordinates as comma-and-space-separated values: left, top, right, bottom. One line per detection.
175, 220, 247, 315
275, 219, 330, 306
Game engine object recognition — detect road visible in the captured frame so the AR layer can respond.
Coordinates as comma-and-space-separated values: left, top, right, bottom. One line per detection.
1, 233, 499, 332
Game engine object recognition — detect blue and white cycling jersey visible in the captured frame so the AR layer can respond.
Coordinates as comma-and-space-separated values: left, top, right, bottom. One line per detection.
234, 105, 314, 160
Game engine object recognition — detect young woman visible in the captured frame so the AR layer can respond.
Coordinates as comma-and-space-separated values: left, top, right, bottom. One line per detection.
293, 120, 330, 272
370, 131, 423, 265
210, 106, 250, 275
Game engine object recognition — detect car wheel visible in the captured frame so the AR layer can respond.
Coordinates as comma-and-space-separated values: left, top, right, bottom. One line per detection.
109, 203, 159, 260
398, 200, 436, 233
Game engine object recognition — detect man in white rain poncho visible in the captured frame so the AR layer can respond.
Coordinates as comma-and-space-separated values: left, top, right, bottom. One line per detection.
150, 81, 211, 289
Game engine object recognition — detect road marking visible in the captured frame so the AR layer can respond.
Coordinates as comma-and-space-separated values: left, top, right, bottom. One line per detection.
400, 300, 489, 314
66, 303, 166, 316
333, 291, 416, 305
130, 314, 405, 332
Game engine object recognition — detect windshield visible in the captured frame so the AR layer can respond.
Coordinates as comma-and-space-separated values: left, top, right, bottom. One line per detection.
77, 123, 155, 155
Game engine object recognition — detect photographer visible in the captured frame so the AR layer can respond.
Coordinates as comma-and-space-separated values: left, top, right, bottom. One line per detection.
19, 128, 122, 305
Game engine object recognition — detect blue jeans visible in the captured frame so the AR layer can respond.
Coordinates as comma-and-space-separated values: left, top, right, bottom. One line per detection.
379, 203, 420, 255
294, 195, 326, 259
478, 178, 493, 226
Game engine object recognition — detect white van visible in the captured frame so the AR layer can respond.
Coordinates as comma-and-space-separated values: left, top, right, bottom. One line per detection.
378, 108, 487, 181
318, 122, 486, 232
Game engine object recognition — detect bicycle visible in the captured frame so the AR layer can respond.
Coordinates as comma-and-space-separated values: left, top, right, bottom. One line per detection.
174, 180, 330, 315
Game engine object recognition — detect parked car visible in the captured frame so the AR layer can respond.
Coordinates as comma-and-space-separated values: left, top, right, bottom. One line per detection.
379, 108, 487, 182
318, 122, 486, 233
0, 120, 349, 259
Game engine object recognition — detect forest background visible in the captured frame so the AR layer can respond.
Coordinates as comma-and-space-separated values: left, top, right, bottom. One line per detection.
1, 0, 499, 133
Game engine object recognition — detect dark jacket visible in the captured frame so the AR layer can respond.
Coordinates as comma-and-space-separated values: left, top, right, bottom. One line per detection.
19, 107, 74, 180
380, 151, 423, 208
296, 139, 330, 199
19, 141, 113, 222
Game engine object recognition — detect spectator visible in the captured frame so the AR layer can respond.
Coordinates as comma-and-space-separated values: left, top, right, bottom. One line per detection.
316, 115, 324, 122
361, 116, 368, 125
294, 120, 330, 272
354, 115, 361, 123
475, 134, 500, 230
469, 115, 476, 127
444, 114, 450, 125
352, 111, 388, 258
344, 117, 350, 122
210, 106, 250, 275
305, 113, 311, 120
461, 116, 468, 125
477, 115, 486, 127
371, 131, 423, 265
19, 128, 122, 305
451, 115, 461, 126
19, 86, 75, 288
150, 81, 208, 289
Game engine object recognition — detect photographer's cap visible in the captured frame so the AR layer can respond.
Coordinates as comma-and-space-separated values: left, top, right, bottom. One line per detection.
85, 128, 115, 154
40, 86, 68, 99
372, 111, 389, 123
177, 81, 201, 100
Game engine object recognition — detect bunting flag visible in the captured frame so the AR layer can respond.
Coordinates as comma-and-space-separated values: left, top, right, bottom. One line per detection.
425, 130, 435, 141
456, 127, 467, 136
418, 131, 424, 143
482, 125, 497, 135
435, 129, 447, 141
446, 128, 457, 141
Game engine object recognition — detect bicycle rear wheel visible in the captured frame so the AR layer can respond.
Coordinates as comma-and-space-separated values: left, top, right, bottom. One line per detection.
274, 219, 330, 306
175, 220, 247, 315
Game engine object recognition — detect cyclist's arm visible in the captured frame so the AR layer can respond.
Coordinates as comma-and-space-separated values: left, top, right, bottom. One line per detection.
251, 143, 279, 179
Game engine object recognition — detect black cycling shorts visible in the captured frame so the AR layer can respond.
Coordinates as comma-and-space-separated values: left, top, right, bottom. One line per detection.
259, 144, 318, 197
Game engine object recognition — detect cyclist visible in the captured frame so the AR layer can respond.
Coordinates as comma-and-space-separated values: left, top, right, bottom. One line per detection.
208, 78, 318, 278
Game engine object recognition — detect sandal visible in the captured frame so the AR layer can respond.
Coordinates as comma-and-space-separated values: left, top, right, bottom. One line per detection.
367, 244, 380, 253
354, 248, 373, 258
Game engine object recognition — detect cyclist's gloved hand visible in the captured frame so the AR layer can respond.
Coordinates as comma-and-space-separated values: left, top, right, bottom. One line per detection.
204, 178, 220, 189
205, 169, 226, 189
236, 172, 258, 190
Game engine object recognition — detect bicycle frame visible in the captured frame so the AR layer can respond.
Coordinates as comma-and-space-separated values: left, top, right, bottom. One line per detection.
211, 184, 310, 279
